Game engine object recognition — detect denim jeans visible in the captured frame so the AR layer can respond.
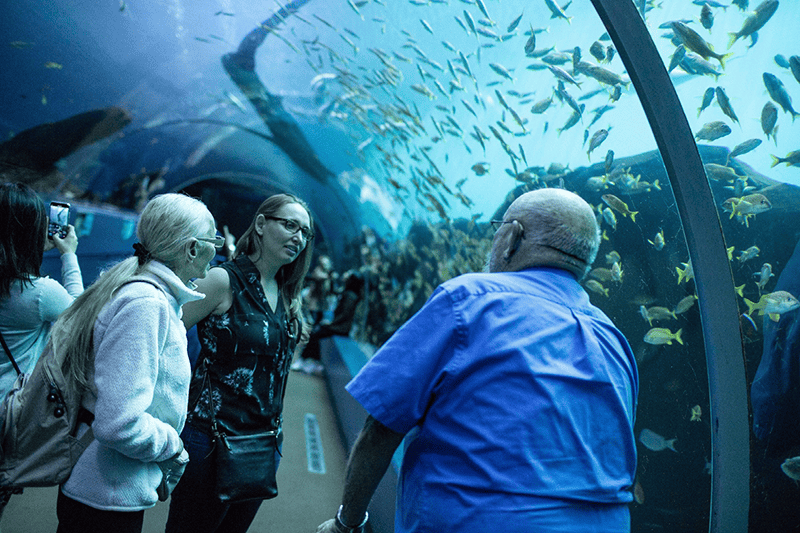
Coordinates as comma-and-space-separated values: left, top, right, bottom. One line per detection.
165, 423, 282, 533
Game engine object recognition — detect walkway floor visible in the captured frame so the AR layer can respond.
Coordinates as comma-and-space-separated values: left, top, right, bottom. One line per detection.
1, 371, 347, 533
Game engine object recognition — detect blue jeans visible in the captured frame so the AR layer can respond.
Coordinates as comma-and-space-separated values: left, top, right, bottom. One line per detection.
165, 424, 282, 533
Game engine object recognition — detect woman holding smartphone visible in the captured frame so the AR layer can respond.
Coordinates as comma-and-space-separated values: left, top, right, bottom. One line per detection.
0, 182, 83, 394
0, 182, 84, 516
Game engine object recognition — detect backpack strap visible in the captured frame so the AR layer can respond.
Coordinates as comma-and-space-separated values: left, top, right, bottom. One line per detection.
0, 330, 22, 376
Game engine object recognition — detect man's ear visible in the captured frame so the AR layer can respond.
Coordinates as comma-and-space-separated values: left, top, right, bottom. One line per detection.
187, 239, 198, 261
502, 220, 525, 261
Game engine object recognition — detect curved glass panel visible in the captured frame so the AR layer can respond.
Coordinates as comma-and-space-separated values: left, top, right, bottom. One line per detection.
6, 0, 799, 531
638, 2, 800, 531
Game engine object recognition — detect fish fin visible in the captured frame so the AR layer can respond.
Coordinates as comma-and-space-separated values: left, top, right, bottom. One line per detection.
667, 438, 679, 452
769, 313, 781, 322
675, 328, 683, 345
770, 155, 781, 168
719, 52, 733, 69
630, 211, 638, 223
743, 297, 757, 317
727, 32, 738, 50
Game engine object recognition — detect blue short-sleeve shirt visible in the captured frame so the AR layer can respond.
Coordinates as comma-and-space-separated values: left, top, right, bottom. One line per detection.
347, 267, 638, 533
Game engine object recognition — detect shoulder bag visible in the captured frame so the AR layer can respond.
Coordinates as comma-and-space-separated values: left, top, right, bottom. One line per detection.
205, 368, 280, 503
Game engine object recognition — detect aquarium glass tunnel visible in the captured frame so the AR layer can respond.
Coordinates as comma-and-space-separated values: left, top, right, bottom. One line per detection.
2, 0, 800, 531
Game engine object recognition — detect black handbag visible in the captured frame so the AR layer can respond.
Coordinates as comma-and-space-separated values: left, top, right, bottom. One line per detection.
214, 430, 279, 503
205, 371, 280, 503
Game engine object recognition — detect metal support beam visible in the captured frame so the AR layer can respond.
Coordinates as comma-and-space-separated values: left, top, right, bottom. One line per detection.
589, 1, 750, 532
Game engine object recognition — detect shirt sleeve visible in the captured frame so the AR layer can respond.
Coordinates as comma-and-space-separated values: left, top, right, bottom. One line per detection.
59, 252, 84, 297
91, 293, 182, 463
37, 278, 76, 323
346, 286, 459, 434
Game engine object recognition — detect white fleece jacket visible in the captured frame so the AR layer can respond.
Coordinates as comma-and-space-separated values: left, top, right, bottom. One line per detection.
61, 261, 203, 511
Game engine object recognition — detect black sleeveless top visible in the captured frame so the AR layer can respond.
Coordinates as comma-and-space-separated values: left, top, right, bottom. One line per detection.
187, 256, 296, 434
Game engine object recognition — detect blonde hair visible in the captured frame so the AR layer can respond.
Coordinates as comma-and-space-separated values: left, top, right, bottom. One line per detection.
56, 193, 212, 389
234, 193, 314, 335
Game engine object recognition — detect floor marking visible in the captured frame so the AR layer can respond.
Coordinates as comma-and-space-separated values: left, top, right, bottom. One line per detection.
304, 413, 326, 474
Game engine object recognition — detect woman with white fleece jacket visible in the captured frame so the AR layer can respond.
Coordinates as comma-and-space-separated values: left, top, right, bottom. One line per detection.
51, 193, 223, 533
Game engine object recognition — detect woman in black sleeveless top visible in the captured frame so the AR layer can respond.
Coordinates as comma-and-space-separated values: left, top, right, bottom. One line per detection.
166, 194, 313, 533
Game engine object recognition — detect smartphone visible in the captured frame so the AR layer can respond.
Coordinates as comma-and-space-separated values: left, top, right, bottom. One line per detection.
48, 202, 70, 239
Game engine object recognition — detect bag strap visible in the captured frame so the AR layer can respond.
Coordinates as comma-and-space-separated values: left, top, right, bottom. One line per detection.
0, 330, 22, 376
203, 364, 222, 440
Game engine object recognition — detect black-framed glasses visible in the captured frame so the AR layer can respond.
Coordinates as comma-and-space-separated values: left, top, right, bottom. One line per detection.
196, 234, 226, 250
491, 220, 513, 231
266, 216, 314, 241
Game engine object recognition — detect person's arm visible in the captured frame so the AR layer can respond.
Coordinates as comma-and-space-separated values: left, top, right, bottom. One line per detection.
316, 415, 406, 533
181, 267, 232, 329
38, 225, 83, 321
92, 291, 183, 462
54, 226, 84, 297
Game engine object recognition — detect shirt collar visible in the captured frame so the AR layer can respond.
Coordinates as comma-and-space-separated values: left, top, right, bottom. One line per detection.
139, 260, 205, 308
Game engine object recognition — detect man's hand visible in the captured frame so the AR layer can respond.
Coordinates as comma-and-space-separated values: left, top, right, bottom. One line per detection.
315, 518, 340, 533
315, 517, 365, 533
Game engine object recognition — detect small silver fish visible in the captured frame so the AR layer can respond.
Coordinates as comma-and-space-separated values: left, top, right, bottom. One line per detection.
648, 230, 665, 251
755, 263, 774, 291
763, 291, 800, 315
602, 207, 617, 230
738, 246, 761, 263
669, 45, 686, 73
604, 150, 615, 174
644, 327, 683, 346
763, 72, 799, 119
728, 0, 779, 49
544, 0, 572, 23
589, 41, 606, 62
489, 62, 514, 82
771, 151, 800, 168
700, 3, 714, 30
507, 12, 524, 33
781, 456, 800, 481
524, 28, 536, 56
695, 121, 731, 142
587, 129, 609, 160
728, 138, 762, 163
639, 429, 678, 452
761, 101, 779, 142
715, 86, 739, 125
674, 295, 697, 315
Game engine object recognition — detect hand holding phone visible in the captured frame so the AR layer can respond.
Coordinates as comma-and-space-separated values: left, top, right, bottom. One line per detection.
48, 202, 70, 239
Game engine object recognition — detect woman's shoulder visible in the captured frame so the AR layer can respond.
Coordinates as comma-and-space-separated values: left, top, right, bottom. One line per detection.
9, 276, 69, 303
195, 266, 232, 295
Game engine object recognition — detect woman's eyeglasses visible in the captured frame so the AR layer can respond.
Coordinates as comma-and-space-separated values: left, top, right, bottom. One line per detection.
266, 216, 314, 241
196, 235, 226, 250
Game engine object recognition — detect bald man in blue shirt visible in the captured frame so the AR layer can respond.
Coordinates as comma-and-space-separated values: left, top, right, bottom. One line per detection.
317, 189, 638, 533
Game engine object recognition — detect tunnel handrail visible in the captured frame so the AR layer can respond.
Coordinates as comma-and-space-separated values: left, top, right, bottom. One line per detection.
589, 1, 750, 532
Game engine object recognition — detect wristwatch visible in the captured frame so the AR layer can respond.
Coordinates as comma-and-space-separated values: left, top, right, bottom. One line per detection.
335, 505, 368, 532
